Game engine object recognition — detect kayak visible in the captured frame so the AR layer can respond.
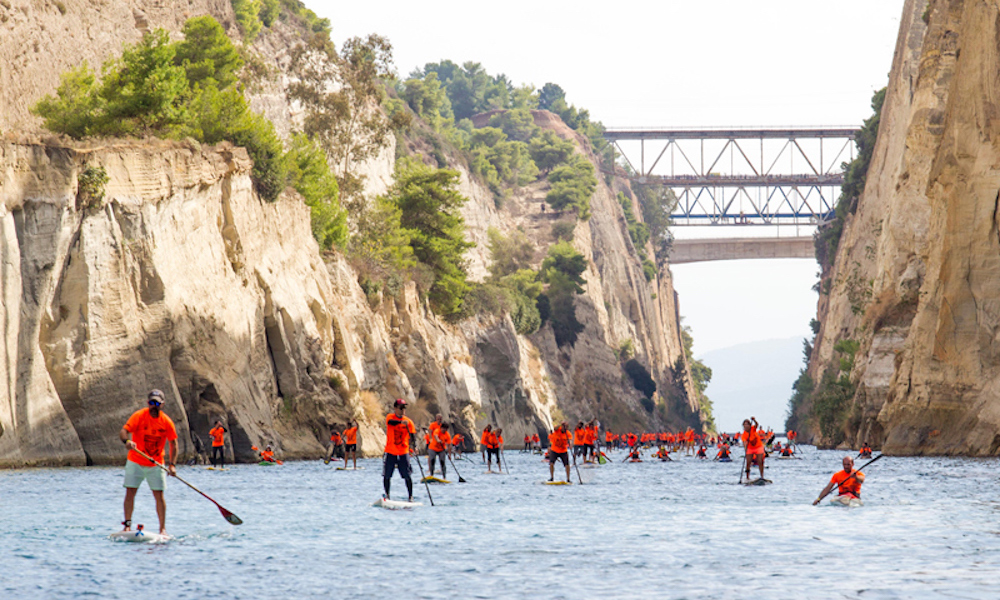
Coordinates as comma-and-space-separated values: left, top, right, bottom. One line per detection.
544, 480, 572, 485
744, 478, 773, 486
830, 495, 863, 507
258, 461, 276, 466
421, 476, 451, 484
718, 457, 733, 462
372, 497, 422, 510
109, 529, 171, 543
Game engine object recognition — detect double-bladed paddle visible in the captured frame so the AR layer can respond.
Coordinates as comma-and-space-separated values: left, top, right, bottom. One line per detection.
814, 454, 883, 505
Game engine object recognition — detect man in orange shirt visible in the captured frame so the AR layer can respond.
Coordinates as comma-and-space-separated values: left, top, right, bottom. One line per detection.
547, 422, 572, 482
208, 420, 226, 468
384, 399, 417, 502
427, 422, 451, 479
484, 426, 500, 473
813, 456, 866, 504
324, 424, 342, 464
480, 424, 493, 464
342, 420, 359, 469
742, 417, 766, 481
119, 389, 178, 536
572, 422, 586, 462
451, 432, 465, 458
531, 433, 540, 452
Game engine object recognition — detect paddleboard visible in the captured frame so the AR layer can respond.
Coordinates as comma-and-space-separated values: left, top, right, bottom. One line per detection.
205, 467, 228, 471
421, 476, 451, 484
372, 497, 422, 510
744, 478, 773, 486
829, 495, 863, 507
717, 457, 733, 462
109, 529, 171, 543
482, 470, 504, 475
544, 480, 572, 485
336, 466, 364, 471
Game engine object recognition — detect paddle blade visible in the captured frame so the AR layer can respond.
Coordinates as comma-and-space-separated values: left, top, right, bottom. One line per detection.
220, 506, 243, 525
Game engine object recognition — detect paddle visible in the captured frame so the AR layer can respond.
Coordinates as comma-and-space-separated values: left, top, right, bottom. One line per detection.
500, 447, 511, 475
411, 450, 435, 506
814, 454, 883, 505
448, 454, 467, 483
571, 446, 583, 485
133, 448, 242, 525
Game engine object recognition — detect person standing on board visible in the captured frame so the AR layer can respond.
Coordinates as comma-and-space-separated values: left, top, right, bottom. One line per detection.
813, 456, 866, 505
427, 422, 451, 479
451, 432, 465, 458
342, 420, 359, 469
384, 399, 417, 502
325, 424, 342, 464
480, 424, 493, 464
742, 417, 766, 481
208, 420, 226, 468
484, 426, 500, 473
547, 422, 572, 482
119, 389, 178, 536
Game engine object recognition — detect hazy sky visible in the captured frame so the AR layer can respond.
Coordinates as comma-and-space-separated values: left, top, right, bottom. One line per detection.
314, 0, 904, 355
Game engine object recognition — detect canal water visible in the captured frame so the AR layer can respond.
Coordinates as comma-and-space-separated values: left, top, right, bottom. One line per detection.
2, 447, 998, 599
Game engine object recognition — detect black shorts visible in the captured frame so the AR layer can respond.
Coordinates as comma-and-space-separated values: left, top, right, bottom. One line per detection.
345, 444, 357, 452
383, 453, 411, 479
548, 451, 569, 466
486, 447, 499, 458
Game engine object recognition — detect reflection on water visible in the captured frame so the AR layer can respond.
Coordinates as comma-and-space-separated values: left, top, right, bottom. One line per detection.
2, 448, 999, 598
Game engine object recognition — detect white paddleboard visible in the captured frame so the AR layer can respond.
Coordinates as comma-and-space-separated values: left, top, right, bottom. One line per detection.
109, 529, 171, 543
829, 495, 863, 507
372, 497, 422, 510
336, 466, 365, 471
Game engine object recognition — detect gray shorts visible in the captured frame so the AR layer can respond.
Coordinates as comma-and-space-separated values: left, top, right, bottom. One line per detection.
123, 460, 167, 491
428, 448, 445, 462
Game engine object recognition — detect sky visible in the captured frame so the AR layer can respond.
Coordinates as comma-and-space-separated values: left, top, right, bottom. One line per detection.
311, 0, 904, 357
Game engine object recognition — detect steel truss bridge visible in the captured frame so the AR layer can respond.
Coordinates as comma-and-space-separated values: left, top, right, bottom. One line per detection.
603, 127, 859, 226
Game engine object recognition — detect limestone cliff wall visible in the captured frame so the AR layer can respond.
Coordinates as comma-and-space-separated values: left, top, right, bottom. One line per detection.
807, 0, 1000, 455
0, 0, 701, 466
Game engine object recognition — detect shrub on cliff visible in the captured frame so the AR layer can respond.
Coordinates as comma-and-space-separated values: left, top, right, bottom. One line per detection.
388, 160, 474, 317
285, 133, 347, 249
546, 156, 597, 219
539, 241, 587, 346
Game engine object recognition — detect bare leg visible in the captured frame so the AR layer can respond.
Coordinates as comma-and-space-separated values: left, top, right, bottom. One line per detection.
123, 487, 138, 530
565, 464, 571, 482
152, 490, 167, 535
549, 460, 555, 481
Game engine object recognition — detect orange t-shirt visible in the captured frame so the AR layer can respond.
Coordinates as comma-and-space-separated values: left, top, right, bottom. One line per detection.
584, 428, 596, 445
124, 408, 177, 467
573, 428, 585, 446
743, 426, 764, 452
484, 431, 498, 449
605, 432, 613, 443
261, 449, 274, 461
532, 434, 540, 443
549, 429, 570, 453
385, 413, 416, 455
480, 429, 491, 446
429, 429, 451, 452
344, 426, 358, 445
452, 434, 464, 446
831, 469, 863, 497
209, 426, 225, 447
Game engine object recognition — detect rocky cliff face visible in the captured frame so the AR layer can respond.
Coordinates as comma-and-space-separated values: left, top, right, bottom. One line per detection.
805, 0, 1000, 455
0, 1, 700, 466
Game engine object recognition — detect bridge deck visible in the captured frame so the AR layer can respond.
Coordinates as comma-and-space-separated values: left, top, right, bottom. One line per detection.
603, 127, 859, 141
670, 236, 815, 263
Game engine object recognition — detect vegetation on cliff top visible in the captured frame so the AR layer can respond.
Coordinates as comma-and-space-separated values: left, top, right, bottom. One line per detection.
32, 16, 347, 249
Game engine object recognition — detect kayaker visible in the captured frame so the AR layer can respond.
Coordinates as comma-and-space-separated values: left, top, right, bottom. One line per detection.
654, 446, 671, 461
696, 445, 708, 459
260, 445, 276, 462
342, 420, 359, 469
715, 443, 732, 461
384, 399, 417, 502
427, 422, 451, 479
780, 445, 794, 457
813, 456, 866, 505
742, 417, 766, 481
547, 422, 572, 483
208, 420, 227, 468
119, 389, 178, 536
858, 442, 873, 459
628, 447, 642, 462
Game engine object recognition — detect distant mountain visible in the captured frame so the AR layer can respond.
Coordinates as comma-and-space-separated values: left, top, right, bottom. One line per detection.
698, 337, 806, 433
